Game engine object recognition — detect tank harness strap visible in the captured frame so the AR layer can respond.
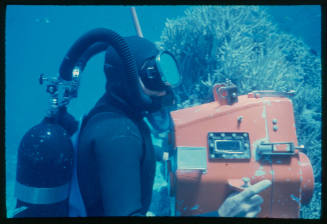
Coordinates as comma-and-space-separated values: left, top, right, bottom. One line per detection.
15, 181, 70, 205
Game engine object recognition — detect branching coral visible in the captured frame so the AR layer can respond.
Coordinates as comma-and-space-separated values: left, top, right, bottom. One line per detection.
158, 6, 321, 218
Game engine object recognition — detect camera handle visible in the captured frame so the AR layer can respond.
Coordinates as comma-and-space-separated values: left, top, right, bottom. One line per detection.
212, 80, 238, 106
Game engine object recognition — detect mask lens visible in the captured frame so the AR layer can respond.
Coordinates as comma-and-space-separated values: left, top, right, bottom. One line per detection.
157, 52, 181, 87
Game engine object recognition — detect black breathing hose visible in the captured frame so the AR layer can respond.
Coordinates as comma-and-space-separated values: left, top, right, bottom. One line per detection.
59, 29, 124, 80
59, 28, 151, 110
76, 42, 109, 72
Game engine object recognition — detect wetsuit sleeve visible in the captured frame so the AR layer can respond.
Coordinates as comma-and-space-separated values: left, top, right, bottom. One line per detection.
87, 112, 145, 216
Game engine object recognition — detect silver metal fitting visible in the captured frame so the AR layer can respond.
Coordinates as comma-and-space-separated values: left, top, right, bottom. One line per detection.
273, 125, 278, 131
272, 119, 278, 125
242, 177, 251, 188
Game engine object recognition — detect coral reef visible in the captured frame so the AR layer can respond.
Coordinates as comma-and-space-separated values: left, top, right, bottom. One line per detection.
154, 6, 321, 218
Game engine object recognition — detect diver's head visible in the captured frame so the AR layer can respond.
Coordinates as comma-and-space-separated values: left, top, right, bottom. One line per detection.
104, 36, 180, 112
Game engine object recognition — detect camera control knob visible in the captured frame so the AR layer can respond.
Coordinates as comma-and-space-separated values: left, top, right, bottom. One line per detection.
242, 177, 251, 188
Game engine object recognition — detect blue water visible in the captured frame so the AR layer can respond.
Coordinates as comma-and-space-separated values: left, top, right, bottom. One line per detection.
5, 5, 321, 218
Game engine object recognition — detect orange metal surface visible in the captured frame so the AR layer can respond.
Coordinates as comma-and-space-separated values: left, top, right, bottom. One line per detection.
169, 93, 314, 217
298, 152, 314, 204
265, 100, 300, 218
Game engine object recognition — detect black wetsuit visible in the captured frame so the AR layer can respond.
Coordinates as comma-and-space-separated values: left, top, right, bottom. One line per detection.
77, 93, 156, 216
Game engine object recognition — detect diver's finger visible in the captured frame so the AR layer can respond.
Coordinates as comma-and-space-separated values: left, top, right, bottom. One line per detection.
235, 180, 272, 201
238, 195, 263, 215
245, 206, 262, 218
246, 194, 264, 206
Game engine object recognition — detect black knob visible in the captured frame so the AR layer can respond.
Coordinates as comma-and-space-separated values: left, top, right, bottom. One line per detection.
39, 74, 45, 84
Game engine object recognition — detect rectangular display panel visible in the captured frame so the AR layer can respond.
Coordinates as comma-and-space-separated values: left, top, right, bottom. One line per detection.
208, 132, 251, 159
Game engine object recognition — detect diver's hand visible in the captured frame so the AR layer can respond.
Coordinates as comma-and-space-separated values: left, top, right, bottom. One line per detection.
217, 179, 272, 217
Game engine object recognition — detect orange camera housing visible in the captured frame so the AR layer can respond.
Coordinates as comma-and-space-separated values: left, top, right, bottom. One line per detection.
168, 82, 314, 218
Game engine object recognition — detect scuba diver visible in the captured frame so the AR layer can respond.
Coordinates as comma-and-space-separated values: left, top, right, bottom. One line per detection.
75, 35, 172, 216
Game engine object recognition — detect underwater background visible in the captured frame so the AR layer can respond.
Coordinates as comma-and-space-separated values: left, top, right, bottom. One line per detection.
5, 5, 321, 218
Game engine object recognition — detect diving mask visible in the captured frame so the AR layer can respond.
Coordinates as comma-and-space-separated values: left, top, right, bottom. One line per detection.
140, 51, 181, 91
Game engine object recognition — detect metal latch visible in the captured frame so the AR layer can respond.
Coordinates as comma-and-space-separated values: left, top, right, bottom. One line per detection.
248, 90, 295, 99
256, 142, 296, 156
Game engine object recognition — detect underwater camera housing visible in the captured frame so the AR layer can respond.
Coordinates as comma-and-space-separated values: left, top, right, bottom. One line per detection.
167, 80, 314, 218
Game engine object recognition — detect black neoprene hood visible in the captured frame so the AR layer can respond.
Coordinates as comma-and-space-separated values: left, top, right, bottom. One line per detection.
104, 36, 159, 100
